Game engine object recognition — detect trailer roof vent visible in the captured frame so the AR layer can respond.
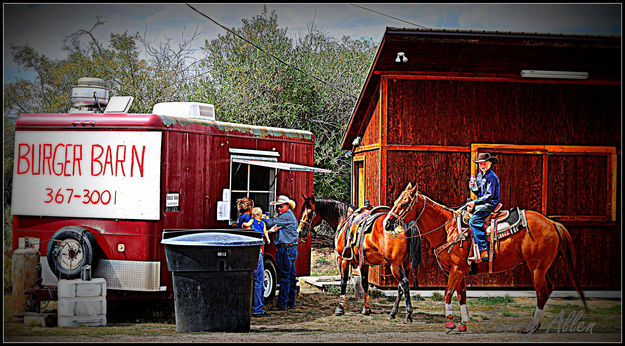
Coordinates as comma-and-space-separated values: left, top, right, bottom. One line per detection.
69, 77, 110, 113
152, 102, 215, 120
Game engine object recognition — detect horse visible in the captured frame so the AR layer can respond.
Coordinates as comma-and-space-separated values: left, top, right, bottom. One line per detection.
297, 187, 421, 323
382, 183, 588, 333
296, 195, 354, 239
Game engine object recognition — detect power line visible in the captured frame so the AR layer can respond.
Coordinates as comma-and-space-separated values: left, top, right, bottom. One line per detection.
350, 3, 429, 29
185, 4, 358, 100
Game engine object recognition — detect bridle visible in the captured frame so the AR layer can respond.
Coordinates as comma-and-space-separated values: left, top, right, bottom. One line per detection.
388, 191, 461, 239
299, 207, 316, 230
387, 189, 422, 230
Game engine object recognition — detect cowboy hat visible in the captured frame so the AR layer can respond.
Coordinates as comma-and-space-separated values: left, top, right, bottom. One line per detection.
270, 195, 296, 210
472, 152, 499, 164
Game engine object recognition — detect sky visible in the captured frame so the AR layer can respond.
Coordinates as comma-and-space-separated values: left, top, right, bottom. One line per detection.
3, 3, 622, 84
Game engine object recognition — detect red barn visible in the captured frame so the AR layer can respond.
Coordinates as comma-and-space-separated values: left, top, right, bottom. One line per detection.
341, 28, 620, 289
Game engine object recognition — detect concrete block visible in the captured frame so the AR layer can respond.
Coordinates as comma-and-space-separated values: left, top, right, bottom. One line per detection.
24, 312, 56, 327
76, 280, 106, 297
58, 297, 106, 316
58, 315, 106, 327
58, 278, 106, 298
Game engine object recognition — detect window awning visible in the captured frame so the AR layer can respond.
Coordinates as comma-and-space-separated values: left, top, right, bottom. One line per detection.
232, 158, 332, 173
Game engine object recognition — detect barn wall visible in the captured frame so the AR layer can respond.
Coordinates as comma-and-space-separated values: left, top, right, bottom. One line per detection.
370, 78, 621, 288
386, 79, 620, 147
361, 97, 380, 147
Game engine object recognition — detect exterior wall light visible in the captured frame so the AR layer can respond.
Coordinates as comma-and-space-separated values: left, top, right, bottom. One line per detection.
395, 52, 408, 63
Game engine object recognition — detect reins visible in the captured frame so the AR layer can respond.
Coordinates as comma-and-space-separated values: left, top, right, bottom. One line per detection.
389, 193, 462, 240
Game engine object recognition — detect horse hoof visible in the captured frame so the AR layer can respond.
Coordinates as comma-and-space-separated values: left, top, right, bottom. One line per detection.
404, 316, 413, 324
388, 313, 396, 320
361, 308, 371, 315
458, 323, 467, 332
335, 306, 345, 316
444, 321, 456, 329
524, 322, 541, 334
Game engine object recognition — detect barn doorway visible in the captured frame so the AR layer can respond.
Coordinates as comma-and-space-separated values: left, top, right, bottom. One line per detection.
353, 159, 365, 207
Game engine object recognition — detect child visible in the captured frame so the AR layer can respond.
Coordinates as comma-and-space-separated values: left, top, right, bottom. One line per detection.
236, 197, 254, 229
243, 207, 271, 317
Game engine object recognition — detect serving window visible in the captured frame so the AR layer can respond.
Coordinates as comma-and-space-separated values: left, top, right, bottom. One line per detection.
229, 155, 278, 224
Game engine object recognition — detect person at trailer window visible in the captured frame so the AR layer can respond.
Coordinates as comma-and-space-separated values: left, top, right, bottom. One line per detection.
243, 207, 271, 317
467, 152, 500, 262
236, 197, 254, 229
265, 195, 299, 310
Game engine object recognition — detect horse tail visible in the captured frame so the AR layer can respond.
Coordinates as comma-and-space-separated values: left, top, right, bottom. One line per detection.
408, 226, 421, 288
553, 221, 588, 312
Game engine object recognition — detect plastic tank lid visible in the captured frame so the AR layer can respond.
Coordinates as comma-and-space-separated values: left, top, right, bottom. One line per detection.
161, 232, 264, 247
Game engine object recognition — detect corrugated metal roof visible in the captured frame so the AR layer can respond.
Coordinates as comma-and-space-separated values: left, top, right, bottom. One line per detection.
385, 27, 620, 39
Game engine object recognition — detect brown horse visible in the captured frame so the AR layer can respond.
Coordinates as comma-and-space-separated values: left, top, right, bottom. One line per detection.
297, 188, 421, 322
382, 184, 588, 333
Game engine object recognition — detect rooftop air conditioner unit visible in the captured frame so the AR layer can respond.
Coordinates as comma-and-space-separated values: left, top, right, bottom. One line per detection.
69, 77, 110, 113
152, 102, 215, 120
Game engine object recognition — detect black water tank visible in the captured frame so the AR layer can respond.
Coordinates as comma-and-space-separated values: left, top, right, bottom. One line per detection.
161, 230, 263, 333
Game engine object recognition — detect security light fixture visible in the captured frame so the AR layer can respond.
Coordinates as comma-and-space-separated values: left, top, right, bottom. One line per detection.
395, 52, 408, 63
520, 70, 589, 80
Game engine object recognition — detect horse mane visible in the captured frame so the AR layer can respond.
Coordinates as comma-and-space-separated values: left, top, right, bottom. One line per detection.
418, 193, 457, 217
313, 198, 351, 221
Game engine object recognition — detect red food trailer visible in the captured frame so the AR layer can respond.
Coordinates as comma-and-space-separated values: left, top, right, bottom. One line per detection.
11, 79, 328, 301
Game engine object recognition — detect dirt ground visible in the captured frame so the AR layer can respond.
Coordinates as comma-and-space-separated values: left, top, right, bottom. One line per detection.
3, 247, 622, 343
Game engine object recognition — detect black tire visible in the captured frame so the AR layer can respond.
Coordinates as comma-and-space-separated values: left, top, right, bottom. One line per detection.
46, 226, 96, 279
263, 257, 277, 303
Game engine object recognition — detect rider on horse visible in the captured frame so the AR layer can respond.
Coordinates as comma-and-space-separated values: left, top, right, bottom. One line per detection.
467, 152, 500, 262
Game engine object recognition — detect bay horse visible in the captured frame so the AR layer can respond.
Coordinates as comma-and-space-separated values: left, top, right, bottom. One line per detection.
297, 188, 421, 323
382, 184, 588, 333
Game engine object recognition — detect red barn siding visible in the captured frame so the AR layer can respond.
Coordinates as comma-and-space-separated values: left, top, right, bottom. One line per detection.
344, 29, 620, 289
387, 80, 620, 147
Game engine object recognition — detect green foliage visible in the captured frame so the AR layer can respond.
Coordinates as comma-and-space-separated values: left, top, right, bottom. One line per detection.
4, 205, 13, 293
470, 294, 515, 305
430, 292, 444, 301
316, 256, 332, 265
3, 116, 16, 207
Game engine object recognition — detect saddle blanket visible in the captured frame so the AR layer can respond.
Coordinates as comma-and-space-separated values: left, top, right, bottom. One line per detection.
447, 206, 528, 243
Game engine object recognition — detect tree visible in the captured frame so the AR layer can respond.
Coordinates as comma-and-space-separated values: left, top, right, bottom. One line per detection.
193, 6, 377, 201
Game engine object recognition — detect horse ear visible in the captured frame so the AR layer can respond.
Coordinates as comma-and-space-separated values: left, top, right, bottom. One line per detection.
405, 182, 412, 190
410, 183, 418, 195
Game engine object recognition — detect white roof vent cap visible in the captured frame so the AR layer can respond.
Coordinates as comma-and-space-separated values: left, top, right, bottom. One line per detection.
152, 102, 215, 120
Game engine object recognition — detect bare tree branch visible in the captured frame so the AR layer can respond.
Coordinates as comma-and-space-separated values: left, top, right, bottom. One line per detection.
63, 16, 105, 55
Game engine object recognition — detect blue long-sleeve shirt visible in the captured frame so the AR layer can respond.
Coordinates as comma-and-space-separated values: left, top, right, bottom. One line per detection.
264, 209, 299, 245
471, 168, 500, 211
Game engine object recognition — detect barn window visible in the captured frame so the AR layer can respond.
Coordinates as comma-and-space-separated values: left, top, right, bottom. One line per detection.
471, 144, 617, 222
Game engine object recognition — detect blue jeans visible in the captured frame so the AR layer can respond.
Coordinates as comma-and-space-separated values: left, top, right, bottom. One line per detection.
469, 209, 492, 251
253, 252, 265, 313
276, 246, 298, 309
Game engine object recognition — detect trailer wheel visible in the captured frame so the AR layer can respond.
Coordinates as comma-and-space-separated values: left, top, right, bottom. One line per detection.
263, 257, 277, 303
46, 226, 96, 280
